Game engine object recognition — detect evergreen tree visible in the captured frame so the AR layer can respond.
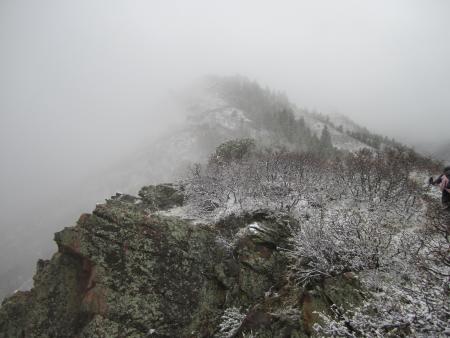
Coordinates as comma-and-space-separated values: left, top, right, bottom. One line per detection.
320, 126, 332, 147
319, 126, 333, 156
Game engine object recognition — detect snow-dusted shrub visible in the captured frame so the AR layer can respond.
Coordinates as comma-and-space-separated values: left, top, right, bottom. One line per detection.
313, 202, 450, 337
314, 263, 449, 337
283, 146, 425, 285
335, 147, 420, 205
185, 143, 425, 221
286, 207, 398, 285
184, 147, 329, 218
186, 140, 447, 335
215, 307, 246, 338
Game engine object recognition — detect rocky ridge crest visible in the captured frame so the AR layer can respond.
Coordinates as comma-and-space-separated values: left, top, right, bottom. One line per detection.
0, 184, 362, 338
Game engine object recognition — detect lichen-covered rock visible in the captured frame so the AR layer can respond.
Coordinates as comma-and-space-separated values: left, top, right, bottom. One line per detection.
1, 192, 224, 337
138, 183, 184, 211
0, 252, 94, 337
0, 190, 364, 337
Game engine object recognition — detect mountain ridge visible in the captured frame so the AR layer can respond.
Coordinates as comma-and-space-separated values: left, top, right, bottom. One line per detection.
0, 75, 434, 300
1, 76, 447, 337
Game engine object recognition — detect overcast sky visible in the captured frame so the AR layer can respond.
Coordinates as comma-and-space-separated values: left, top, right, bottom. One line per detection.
1, 0, 449, 241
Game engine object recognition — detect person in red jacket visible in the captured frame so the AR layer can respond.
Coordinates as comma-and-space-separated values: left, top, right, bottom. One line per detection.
429, 166, 450, 210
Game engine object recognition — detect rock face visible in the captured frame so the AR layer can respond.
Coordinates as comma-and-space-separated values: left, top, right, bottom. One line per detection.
0, 184, 363, 338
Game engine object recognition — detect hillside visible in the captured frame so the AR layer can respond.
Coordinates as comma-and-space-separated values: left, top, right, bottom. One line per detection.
0, 144, 448, 336
0, 76, 448, 337
82, 75, 425, 196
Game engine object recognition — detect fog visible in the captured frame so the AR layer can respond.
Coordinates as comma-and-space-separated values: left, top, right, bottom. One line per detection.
1, 0, 450, 295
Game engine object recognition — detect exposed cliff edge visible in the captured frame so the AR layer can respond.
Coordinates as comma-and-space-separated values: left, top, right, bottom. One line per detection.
0, 184, 363, 338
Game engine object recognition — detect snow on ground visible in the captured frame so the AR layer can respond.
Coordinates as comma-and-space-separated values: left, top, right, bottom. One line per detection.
330, 128, 372, 152
155, 205, 207, 225
410, 170, 443, 201
327, 112, 366, 134
192, 106, 252, 131
248, 222, 263, 234
301, 114, 371, 152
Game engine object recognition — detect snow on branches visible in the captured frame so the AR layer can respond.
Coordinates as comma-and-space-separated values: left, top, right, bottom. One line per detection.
286, 207, 398, 285
184, 141, 448, 336
215, 307, 246, 338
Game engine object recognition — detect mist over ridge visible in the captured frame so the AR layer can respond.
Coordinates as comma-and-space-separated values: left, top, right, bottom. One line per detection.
1, 0, 449, 302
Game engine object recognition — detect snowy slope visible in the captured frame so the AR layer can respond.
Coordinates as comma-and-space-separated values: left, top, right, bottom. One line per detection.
299, 111, 373, 151
103, 77, 382, 194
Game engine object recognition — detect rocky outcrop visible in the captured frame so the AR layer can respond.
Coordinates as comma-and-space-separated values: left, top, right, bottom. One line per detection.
0, 184, 363, 337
